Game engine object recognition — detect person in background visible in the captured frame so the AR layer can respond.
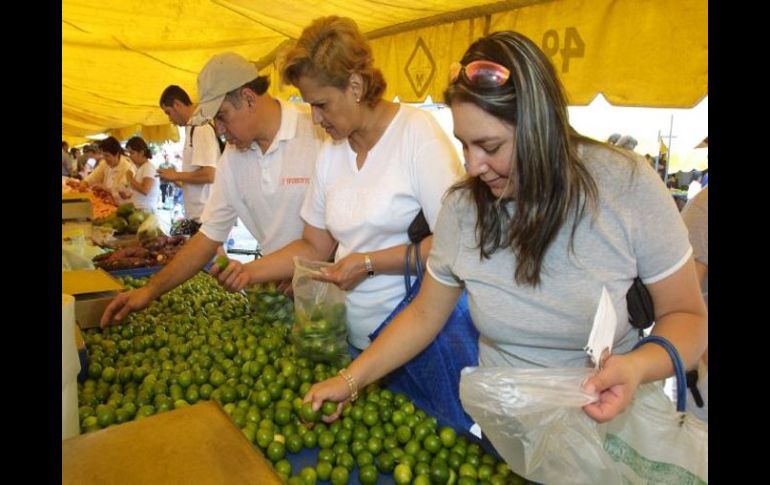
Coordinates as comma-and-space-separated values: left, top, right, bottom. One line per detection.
681, 186, 708, 422
300, 30, 707, 425
687, 170, 703, 200
79, 136, 135, 204
158, 152, 174, 210
101, 51, 326, 326
121, 136, 160, 214
76, 145, 99, 180
62, 141, 75, 177
69, 147, 81, 167
214, 16, 464, 352
158, 85, 220, 224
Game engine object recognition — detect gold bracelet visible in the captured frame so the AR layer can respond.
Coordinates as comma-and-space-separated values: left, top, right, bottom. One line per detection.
338, 368, 358, 402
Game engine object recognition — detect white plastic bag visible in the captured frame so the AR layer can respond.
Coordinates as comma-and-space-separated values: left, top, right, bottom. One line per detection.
606, 383, 708, 484
459, 366, 621, 484
460, 367, 708, 484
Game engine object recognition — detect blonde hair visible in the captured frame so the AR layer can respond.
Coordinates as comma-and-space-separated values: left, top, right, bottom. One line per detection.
281, 16, 386, 106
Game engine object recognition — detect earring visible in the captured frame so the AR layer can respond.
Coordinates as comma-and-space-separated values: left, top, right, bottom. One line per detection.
356, 98, 360, 104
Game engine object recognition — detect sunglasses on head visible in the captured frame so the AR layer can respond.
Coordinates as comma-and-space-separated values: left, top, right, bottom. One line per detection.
449, 60, 511, 88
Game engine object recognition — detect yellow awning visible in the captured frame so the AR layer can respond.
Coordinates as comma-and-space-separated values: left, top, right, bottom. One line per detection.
63, 0, 707, 141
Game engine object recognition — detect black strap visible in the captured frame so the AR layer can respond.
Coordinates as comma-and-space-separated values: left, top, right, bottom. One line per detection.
686, 369, 704, 408
189, 122, 226, 152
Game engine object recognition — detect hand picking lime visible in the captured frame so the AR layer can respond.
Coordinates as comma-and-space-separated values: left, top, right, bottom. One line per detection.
214, 255, 229, 271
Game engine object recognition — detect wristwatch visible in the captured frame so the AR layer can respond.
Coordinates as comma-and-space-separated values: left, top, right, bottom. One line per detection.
363, 254, 374, 278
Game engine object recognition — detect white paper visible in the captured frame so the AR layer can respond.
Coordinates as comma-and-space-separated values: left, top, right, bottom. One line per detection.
584, 286, 618, 369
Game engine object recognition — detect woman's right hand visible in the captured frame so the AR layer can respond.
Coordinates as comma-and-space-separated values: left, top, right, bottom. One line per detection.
303, 375, 353, 423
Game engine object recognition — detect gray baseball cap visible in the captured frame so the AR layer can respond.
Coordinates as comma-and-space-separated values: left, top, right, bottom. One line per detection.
190, 52, 259, 125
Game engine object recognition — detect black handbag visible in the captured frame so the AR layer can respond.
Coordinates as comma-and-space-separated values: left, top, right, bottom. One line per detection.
626, 276, 654, 332
408, 209, 432, 244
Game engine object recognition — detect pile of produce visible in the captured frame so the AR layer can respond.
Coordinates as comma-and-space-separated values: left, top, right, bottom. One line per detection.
93, 203, 150, 235
85, 187, 119, 219
78, 273, 529, 484
92, 235, 186, 270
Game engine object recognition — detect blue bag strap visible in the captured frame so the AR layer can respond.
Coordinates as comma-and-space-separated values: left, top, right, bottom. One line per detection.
403, 243, 412, 292
403, 243, 424, 294
414, 241, 423, 281
632, 335, 688, 412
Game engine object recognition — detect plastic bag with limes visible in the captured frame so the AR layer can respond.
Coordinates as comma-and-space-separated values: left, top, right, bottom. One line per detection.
290, 256, 350, 367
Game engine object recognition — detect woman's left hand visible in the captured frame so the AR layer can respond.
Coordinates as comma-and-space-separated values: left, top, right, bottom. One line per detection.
582, 354, 643, 423
314, 253, 368, 291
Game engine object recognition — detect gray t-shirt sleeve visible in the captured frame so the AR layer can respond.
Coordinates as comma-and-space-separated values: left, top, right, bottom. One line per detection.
426, 190, 463, 287
625, 160, 693, 284
681, 187, 708, 266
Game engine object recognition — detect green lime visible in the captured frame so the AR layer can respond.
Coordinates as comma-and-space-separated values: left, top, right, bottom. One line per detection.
315, 461, 333, 481
321, 400, 338, 416
266, 440, 286, 462
318, 431, 335, 449
423, 434, 442, 453
285, 434, 303, 454
329, 466, 349, 485
396, 425, 412, 444
358, 464, 378, 485
299, 466, 318, 485
431, 462, 450, 484
393, 463, 413, 484
413, 474, 431, 485
439, 426, 457, 448
300, 402, 320, 423
274, 458, 292, 477
214, 255, 229, 271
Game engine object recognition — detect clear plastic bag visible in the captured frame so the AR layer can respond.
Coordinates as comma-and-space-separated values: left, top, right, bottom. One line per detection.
459, 366, 622, 484
460, 367, 708, 484
290, 257, 350, 367
136, 213, 165, 242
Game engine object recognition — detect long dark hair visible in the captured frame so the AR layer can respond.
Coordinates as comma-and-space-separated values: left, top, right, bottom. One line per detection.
444, 31, 599, 287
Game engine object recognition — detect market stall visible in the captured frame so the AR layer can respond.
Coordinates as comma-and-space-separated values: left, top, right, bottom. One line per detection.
62, 1, 708, 483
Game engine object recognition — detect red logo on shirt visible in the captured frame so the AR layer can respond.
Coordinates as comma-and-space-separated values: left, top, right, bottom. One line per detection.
281, 177, 310, 185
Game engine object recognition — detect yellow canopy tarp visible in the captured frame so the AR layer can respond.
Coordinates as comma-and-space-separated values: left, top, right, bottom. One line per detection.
63, 0, 707, 141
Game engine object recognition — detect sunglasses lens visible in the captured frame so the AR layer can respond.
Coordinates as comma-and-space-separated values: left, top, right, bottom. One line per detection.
464, 61, 510, 88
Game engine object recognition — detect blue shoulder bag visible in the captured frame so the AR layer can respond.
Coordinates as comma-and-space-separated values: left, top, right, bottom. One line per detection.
368, 242, 479, 431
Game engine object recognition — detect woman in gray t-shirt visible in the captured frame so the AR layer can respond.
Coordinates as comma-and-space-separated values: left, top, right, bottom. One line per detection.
303, 31, 707, 426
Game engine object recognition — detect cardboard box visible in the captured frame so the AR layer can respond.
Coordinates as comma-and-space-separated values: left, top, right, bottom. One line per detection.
62, 269, 125, 329
62, 401, 282, 485
62, 193, 92, 221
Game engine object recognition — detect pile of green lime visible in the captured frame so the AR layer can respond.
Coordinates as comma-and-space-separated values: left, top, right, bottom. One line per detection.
78, 272, 530, 484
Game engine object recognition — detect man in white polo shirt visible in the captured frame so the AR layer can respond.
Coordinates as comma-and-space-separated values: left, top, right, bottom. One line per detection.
101, 52, 326, 326
157, 85, 220, 226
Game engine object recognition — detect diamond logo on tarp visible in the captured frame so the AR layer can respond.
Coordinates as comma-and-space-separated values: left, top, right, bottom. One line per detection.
404, 38, 435, 99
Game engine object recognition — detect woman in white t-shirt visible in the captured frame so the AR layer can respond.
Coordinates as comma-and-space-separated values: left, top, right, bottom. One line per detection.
80, 136, 135, 204
121, 136, 160, 213
213, 16, 463, 350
